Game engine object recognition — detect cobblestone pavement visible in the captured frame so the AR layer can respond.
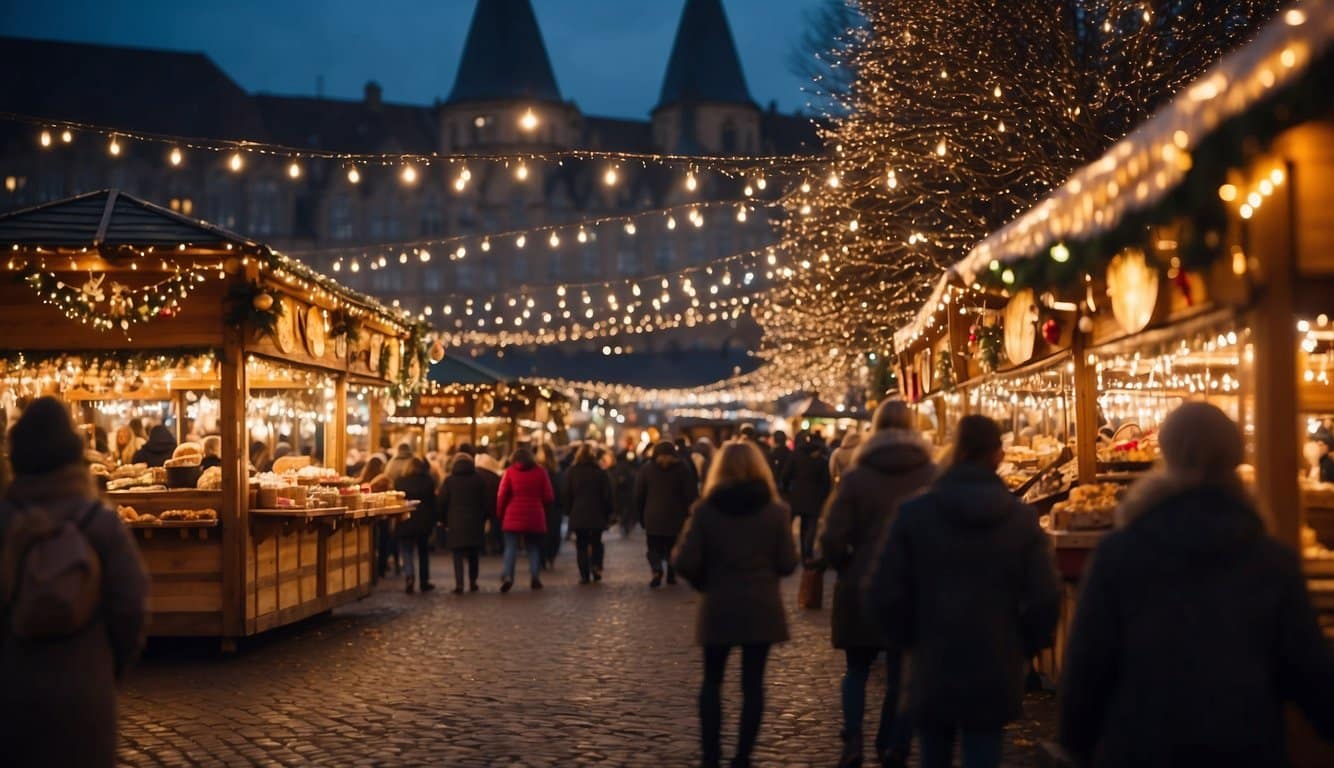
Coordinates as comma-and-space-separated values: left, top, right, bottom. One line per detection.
118, 529, 1056, 767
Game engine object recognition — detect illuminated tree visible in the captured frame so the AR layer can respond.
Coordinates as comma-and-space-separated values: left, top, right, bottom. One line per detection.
760, 0, 1283, 385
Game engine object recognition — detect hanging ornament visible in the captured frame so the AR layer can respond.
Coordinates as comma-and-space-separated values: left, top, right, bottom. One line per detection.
252, 292, 274, 311
1041, 317, 1061, 345
428, 339, 446, 364
106, 283, 131, 318
80, 273, 107, 305
1172, 269, 1193, 306
222, 257, 242, 275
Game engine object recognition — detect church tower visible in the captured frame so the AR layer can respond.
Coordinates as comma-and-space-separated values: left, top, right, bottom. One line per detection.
439, 0, 580, 151
652, 0, 761, 155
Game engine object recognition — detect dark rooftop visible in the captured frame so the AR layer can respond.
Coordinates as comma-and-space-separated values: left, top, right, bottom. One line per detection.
447, 0, 563, 105
0, 189, 257, 249
655, 0, 756, 112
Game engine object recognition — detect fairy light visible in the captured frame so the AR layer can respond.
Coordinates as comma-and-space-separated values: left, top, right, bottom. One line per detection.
685, 171, 698, 192
39, 130, 51, 148
515, 163, 529, 181
603, 166, 618, 186
287, 160, 302, 179
108, 136, 121, 156
401, 165, 418, 185
169, 147, 183, 166
228, 152, 243, 173
347, 166, 361, 184
519, 108, 539, 132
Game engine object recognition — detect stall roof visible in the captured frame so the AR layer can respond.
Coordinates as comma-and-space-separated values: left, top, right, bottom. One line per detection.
0, 189, 419, 333
428, 354, 511, 387
0, 189, 261, 249
895, 1, 1334, 350
793, 394, 866, 421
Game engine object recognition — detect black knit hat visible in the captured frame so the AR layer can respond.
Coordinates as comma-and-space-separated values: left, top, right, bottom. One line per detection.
9, 396, 86, 475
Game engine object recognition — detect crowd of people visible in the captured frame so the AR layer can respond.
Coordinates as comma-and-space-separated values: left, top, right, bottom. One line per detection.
2, 396, 1333, 767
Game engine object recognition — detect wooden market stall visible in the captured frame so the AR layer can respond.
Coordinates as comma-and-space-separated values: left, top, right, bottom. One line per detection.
892, 2, 1334, 697
0, 190, 429, 648
388, 353, 567, 458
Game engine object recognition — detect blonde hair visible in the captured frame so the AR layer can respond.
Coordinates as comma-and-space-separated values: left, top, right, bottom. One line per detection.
703, 440, 778, 501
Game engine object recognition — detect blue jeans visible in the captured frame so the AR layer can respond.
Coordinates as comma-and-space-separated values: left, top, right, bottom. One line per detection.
918, 724, 1003, 768
843, 646, 911, 758
502, 532, 543, 583
399, 539, 416, 580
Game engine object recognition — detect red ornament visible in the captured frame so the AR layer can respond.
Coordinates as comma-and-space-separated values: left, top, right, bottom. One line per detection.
1041, 317, 1060, 345
1172, 270, 1193, 306
159, 306, 175, 318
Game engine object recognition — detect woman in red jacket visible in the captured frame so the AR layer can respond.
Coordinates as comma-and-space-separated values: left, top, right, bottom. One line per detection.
497, 446, 555, 592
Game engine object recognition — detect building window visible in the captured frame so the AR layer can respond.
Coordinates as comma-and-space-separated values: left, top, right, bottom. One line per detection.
421, 191, 444, 236
328, 192, 353, 240
513, 253, 530, 283
207, 176, 237, 229
544, 254, 560, 282
422, 265, 443, 293
582, 249, 600, 279
248, 179, 279, 236
618, 245, 639, 276
722, 119, 738, 153
484, 263, 499, 290
509, 195, 526, 228
689, 232, 705, 263
655, 239, 674, 271
455, 262, 475, 291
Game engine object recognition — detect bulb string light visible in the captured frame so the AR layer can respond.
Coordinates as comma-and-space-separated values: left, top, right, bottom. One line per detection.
9, 111, 820, 176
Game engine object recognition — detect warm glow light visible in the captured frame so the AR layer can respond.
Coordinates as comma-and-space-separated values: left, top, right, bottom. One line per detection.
401, 165, 417, 184
827, 172, 840, 188
756, 178, 767, 190
108, 137, 121, 156
480, 239, 491, 252
519, 108, 539, 132
847, 218, 858, 231
169, 147, 182, 166
604, 167, 618, 186
1218, 184, 1237, 202
516, 235, 527, 248
1050, 243, 1070, 263
935, 139, 947, 157
685, 172, 698, 192
549, 232, 560, 248
1270, 168, 1285, 185
347, 167, 361, 184
1240, 204, 1254, 219
39, 130, 51, 148
287, 161, 301, 179
624, 222, 637, 235
666, 216, 677, 230
886, 169, 897, 189
229, 152, 243, 173
800, 181, 811, 194
577, 228, 588, 243
515, 163, 529, 181
737, 207, 748, 223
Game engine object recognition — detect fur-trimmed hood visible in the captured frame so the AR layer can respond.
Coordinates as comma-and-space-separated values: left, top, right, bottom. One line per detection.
853, 428, 932, 474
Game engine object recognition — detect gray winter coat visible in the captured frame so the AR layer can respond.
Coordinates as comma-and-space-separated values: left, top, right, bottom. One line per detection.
0, 464, 149, 768
867, 462, 1060, 729
634, 454, 698, 538
563, 459, 614, 531
673, 480, 799, 646
1059, 477, 1334, 767
439, 456, 491, 551
818, 429, 934, 649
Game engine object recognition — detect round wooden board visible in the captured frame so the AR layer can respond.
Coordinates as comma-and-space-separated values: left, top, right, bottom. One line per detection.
274, 297, 297, 354
1004, 289, 1038, 365
305, 306, 326, 358
386, 339, 401, 381
368, 333, 384, 373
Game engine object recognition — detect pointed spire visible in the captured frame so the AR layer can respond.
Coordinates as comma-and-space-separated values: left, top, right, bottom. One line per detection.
655, 0, 755, 112
448, 0, 562, 104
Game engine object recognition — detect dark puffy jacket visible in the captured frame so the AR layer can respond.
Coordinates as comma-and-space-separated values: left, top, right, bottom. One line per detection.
393, 470, 437, 539
439, 456, 491, 551
0, 464, 149, 768
634, 454, 698, 538
1059, 479, 1334, 767
563, 459, 614, 531
781, 444, 831, 519
672, 480, 799, 645
818, 429, 935, 649
867, 462, 1060, 729
131, 425, 176, 468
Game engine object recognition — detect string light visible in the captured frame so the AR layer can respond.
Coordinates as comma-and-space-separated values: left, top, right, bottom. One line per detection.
287, 160, 301, 179
347, 166, 361, 184
604, 166, 618, 186
169, 147, 183, 166
519, 108, 539, 132
515, 163, 529, 181
108, 136, 121, 156
39, 130, 51, 148
401, 165, 418, 184
228, 152, 243, 173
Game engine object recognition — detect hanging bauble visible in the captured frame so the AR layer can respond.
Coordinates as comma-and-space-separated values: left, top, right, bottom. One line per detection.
428, 339, 446, 364
159, 306, 176, 318
252, 292, 274, 311
1041, 317, 1061, 345
1078, 315, 1094, 334
1172, 269, 1193, 307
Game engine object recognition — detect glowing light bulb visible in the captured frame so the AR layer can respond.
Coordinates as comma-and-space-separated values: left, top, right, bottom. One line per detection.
756, 177, 767, 190
604, 167, 618, 186
347, 166, 361, 184
287, 161, 301, 179
685, 172, 697, 192
169, 147, 182, 166
744, 185, 754, 197
1218, 184, 1237, 202
480, 239, 491, 252
108, 137, 121, 156
886, 170, 897, 189
519, 108, 539, 132
1050, 243, 1071, 263
800, 181, 811, 194
577, 229, 588, 243
515, 163, 529, 181
516, 235, 526, 249
994, 85, 1002, 98
401, 165, 417, 184
737, 207, 748, 223
229, 152, 244, 172
1270, 168, 1285, 185
549, 232, 560, 248
39, 130, 51, 147
936, 139, 947, 157
827, 172, 840, 188
419, 249, 431, 263
847, 218, 858, 232
624, 222, 637, 236
666, 216, 676, 230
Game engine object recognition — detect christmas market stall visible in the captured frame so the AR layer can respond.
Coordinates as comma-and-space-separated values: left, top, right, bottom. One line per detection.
387, 352, 567, 457
894, 1, 1334, 672
0, 190, 428, 647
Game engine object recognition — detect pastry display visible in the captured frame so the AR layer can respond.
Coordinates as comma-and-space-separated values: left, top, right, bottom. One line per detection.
164, 455, 202, 468
196, 466, 223, 490
1048, 483, 1123, 531
1302, 525, 1334, 561
160, 508, 217, 522
1097, 433, 1160, 470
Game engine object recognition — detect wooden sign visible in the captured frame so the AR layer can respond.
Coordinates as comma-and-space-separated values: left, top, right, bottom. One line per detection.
417, 393, 468, 417
274, 297, 297, 354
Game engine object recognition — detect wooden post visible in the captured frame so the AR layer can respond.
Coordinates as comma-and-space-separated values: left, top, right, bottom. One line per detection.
1072, 329, 1099, 485
368, 394, 385, 455
1251, 160, 1300, 546
219, 325, 248, 640
326, 376, 347, 472
173, 389, 188, 443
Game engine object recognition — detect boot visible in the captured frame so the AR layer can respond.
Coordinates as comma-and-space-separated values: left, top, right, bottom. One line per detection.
469, 581, 479, 592
531, 577, 544, 590
650, 571, 663, 588
837, 730, 864, 768
452, 582, 464, 595
666, 566, 678, 585
500, 579, 514, 594
405, 575, 415, 594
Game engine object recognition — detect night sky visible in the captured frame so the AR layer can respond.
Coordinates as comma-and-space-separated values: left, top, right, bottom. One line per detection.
0, 0, 825, 119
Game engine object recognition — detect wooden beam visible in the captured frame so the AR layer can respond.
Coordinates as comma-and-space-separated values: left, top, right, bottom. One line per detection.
219, 322, 248, 638
93, 189, 118, 246
1072, 330, 1099, 485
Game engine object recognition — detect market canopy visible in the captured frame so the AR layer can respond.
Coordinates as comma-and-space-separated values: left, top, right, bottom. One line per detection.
894, 1, 1334, 350
792, 394, 866, 421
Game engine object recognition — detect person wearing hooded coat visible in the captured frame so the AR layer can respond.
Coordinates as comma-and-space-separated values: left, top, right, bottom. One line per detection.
672, 440, 800, 768
635, 441, 698, 588
0, 397, 149, 768
828, 430, 865, 487
473, 453, 504, 555
393, 457, 437, 594
867, 415, 1060, 768
497, 447, 554, 592
562, 442, 615, 584
780, 431, 833, 564
818, 401, 935, 768
439, 452, 491, 593
384, 441, 416, 482
1058, 403, 1334, 767
131, 424, 177, 468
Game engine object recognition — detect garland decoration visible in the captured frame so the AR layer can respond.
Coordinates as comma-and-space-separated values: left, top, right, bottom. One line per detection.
224, 280, 284, 336
933, 348, 956, 392
19, 267, 202, 333
329, 309, 363, 344
971, 323, 1005, 374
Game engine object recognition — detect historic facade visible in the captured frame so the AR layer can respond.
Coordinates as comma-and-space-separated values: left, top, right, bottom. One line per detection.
0, 0, 818, 380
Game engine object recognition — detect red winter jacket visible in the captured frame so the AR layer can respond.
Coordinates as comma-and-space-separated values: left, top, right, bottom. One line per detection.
497, 461, 554, 534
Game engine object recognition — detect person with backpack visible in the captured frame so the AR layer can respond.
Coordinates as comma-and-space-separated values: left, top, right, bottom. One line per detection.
0, 396, 149, 767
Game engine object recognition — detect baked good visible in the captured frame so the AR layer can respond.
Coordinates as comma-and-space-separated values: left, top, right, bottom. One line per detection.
164, 455, 202, 468
172, 442, 202, 459
197, 466, 223, 490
